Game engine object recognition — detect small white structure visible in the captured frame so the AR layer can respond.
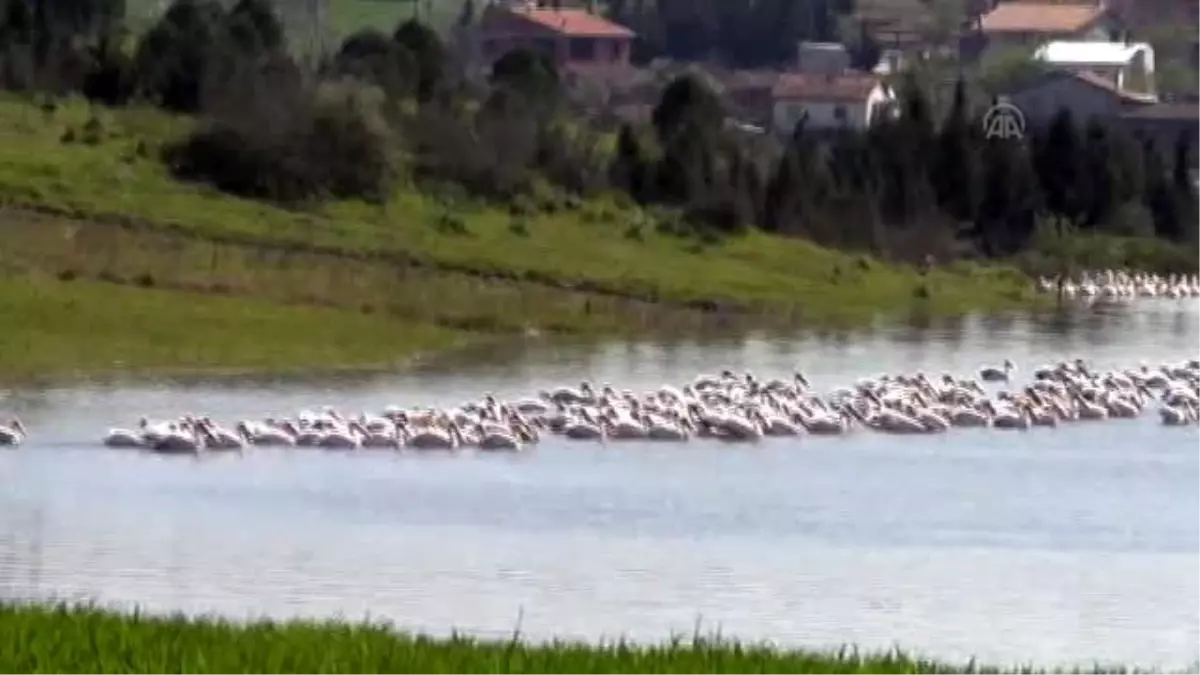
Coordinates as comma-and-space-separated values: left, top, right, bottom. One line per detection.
1033, 40, 1156, 97
771, 73, 895, 134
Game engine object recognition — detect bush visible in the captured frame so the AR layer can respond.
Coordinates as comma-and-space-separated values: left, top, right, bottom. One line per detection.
165, 65, 395, 203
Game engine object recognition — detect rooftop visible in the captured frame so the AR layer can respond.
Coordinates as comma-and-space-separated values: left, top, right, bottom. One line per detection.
1034, 41, 1153, 66
980, 2, 1106, 33
1010, 67, 1159, 104
772, 73, 883, 102
503, 6, 635, 38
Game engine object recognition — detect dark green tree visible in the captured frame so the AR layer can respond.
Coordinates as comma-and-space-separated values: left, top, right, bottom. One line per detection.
1171, 131, 1198, 242
931, 77, 980, 224
392, 18, 443, 101
134, 0, 228, 112
224, 0, 284, 57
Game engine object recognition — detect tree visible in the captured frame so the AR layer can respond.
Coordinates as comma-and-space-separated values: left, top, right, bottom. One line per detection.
1142, 137, 1181, 240
392, 18, 443, 101
651, 73, 723, 145
225, 0, 284, 57
134, 0, 229, 112
977, 136, 1039, 255
931, 77, 980, 224
1170, 131, 1198, 242
610, 123, 647, 201
1034, 108, 1087, 225
490, 47, 559, 108
334, 28, 416, 97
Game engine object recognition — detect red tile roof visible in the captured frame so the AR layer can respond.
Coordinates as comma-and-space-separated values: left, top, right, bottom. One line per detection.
772, 73, 882, 102
510, 7, 635, 38
980, 2, 1105, 33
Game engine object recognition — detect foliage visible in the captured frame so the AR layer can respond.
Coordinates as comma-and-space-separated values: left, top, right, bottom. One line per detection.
165, 65, 396, 203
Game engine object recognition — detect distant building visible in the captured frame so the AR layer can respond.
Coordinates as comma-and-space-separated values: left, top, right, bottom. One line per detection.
771, 73, 895, 135
472, 1, 636, 71
1034, 40, 1156, 97
979, 2, 1117, 50
1004, 68, 1156, 128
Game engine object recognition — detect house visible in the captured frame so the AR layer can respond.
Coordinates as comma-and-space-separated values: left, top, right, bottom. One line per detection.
1118, 102, 1200, 170
978, 1, 1117, 50
472, 0, 636, 71
1033, 41, 1156, 97
771, 73, 895, 135
1004, 67, 1157, 128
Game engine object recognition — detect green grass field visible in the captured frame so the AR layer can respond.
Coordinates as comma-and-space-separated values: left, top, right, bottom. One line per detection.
0, 96, 1043, 327
126, 0, 462, 38
0, 602, 1123, 674
0, 274, 464, 380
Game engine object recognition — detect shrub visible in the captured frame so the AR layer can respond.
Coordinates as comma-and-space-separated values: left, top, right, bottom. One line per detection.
165, 64, 395, 203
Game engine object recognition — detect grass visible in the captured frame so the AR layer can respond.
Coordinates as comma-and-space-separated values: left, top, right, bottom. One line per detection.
0, 274, 465, 380
327, 0, 463, 37
0, 207, 729, 338
125, 0, 460, 38
0, 96, 1043, 328
0, 602, 1142, 674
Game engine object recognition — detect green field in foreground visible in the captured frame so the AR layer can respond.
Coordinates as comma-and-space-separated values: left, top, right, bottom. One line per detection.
0, 275, 463, 380
0, 96, 1043, 325
0, 603, 1119, 674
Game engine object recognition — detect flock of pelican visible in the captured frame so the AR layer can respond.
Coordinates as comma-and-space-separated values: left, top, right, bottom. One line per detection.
1037, 271, 1200, 300
5, 358, 1193, 454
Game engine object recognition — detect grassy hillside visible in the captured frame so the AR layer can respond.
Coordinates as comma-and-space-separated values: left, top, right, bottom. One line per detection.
0, 602, 1090, 674
0, 96, 1041, 328
0, 274, 463, 380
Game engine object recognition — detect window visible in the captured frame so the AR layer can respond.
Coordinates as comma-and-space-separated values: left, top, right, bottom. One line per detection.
834, 104, 848, 123
569, 38, 595, 61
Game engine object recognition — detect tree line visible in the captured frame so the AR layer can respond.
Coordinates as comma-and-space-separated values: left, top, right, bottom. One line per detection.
0, 0, 1196, 271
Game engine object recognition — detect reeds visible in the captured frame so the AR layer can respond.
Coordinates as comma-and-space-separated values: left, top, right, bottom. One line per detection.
0, 602, 1139, 674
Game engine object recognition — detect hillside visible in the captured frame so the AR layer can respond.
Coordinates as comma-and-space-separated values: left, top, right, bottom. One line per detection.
0, 96, 1041, 331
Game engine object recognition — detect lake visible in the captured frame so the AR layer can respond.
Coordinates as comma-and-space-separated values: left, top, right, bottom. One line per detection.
1, 300, 1197, 670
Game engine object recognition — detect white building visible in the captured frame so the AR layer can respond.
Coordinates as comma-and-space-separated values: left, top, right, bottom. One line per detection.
1033, 40, 1157, 97
771, 73, 895, 134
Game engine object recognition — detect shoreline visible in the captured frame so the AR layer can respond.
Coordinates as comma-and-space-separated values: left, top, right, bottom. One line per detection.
0, 601, 1144, 674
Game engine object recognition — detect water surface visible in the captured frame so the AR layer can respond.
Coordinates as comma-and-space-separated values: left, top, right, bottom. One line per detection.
1, 300, 1197, 670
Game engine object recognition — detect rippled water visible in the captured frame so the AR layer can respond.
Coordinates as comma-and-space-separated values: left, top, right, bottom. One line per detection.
1, 301, 1198, 670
